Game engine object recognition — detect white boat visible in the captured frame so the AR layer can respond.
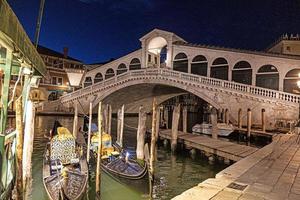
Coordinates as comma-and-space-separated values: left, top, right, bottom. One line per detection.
192, 123, 234, 137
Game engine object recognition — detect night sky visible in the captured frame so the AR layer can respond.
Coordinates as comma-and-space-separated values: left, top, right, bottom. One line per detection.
7, 0, 300, 64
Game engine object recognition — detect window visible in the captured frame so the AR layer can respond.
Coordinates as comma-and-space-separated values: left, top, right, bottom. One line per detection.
84, 77, 92, 87
148, 54, 151, 62
191, 55, 207, 76
57, 77, 63, 85
51, 77, 63, 85
284, 68, 300, 94
232, 61, 252, 85
105, 68, 115, 79
256, 65, 279, 90
117, 64, 127, 75
173, 53, 188, 73
129, 58, 141, 70
94, 73, 103, 83
52, 77, 57, 85
210, 57, 229, 80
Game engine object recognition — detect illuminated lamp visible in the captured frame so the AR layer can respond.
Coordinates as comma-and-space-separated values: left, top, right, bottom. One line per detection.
65, 68, 85, 88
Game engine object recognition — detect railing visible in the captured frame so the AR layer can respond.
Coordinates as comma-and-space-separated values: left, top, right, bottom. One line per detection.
60, 68, 300, 105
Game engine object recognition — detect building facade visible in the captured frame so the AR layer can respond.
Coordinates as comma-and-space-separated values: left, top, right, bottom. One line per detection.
37, 46, 84, 101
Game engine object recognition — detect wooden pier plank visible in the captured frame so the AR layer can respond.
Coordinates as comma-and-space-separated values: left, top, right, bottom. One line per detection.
159, 129, 258, 161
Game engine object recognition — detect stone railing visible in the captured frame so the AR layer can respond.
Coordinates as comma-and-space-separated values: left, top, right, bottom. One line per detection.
60, 68, 300, 105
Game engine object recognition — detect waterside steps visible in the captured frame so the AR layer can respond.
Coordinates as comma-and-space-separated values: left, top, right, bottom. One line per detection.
159, 129, 258, 162
172, 133, 300, 200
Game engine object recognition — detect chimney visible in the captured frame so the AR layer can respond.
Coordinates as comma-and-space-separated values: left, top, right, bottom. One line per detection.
63, 47, 68, 58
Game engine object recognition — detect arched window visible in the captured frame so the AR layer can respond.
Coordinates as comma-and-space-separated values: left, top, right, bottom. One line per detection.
105, 68, 115, 79
210, 57, 229, 80
191, 55, 207, 76
284, 68, 300, 94
129, 58, 141, 70
84, 76, 92, 87
117, 63, 128, 75
232, 61, 252, 85
256, 65, 279, 90
94, 73, 103, 83
173, 53, 188, 73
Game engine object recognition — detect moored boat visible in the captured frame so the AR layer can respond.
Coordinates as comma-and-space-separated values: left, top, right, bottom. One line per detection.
43, 123, 88, 200
192, 122, 234, 136
90, 132, 148, 180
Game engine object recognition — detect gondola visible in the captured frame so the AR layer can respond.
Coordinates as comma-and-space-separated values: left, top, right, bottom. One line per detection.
90, 130, 148, 180
43, 121, 88, 200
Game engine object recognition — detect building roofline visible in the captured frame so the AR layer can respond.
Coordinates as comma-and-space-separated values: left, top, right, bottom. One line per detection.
37, 45, 82, 63
173, 41, 300, 61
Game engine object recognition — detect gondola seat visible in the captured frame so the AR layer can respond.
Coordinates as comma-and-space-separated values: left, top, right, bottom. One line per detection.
50, 127, 77, 165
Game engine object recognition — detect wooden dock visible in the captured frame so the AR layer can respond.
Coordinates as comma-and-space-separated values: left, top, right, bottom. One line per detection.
159, 129, 258, 162
172, 134, 300, 200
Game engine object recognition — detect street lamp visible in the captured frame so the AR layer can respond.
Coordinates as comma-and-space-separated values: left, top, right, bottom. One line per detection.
65, 68, 85, 92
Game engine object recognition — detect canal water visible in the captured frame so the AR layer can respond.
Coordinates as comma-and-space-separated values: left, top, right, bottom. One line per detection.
31, 115, 227, 200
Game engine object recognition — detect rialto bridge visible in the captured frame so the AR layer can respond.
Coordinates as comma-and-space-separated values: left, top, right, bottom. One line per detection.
45, 29, 300, 130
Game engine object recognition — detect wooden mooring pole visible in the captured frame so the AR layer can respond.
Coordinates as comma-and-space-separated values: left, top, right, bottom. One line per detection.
238, 108, 242, 129
262, 109, 266, 132
149, 98, 158, 198
87, 102, 92, 163
225, 109, 229, 125
96, 102, 102, 196
16, 97, 23, 199
107, 104, 112, 135
247, 108, 252, 139
72, 102, 78, 139
171, 104, 180, 152
136, 106, 147, 160
155, 106, 160, 141
117, 105, 125, 147
164, 107, 169, 129
182, 106, 188, 133
211, 108, 218, 139
22, 100, 35, 199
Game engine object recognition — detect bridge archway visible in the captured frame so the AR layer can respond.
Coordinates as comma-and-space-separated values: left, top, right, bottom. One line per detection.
173, 53, 188, 73
191, 55, 208, 76
129, 58, 141, 70
94, 73, 103, 83
232, 61, 252, 85
105, 68, 115, 79
91, 78, 225, 117
283, 68, 300, 94
211, 57, 229, 80
146, 36, 168, 68
256, 64, 279, 90
117, 63, 128, 75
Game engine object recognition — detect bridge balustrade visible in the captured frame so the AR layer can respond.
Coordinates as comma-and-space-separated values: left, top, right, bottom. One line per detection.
59, 68, 300, 105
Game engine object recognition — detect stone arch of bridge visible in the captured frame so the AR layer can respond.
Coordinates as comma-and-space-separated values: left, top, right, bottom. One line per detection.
88, 78, 236, 123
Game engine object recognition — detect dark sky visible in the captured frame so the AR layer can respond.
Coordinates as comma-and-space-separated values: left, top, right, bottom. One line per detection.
7, 0, 300, 64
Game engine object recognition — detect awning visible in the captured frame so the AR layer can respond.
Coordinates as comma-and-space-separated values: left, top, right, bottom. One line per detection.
0, 0, 47, 76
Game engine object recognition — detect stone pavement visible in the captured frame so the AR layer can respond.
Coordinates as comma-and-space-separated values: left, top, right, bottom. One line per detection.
172, 134, 300, 200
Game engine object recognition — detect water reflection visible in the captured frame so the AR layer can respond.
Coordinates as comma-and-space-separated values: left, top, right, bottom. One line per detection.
31, 115, 226, 200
